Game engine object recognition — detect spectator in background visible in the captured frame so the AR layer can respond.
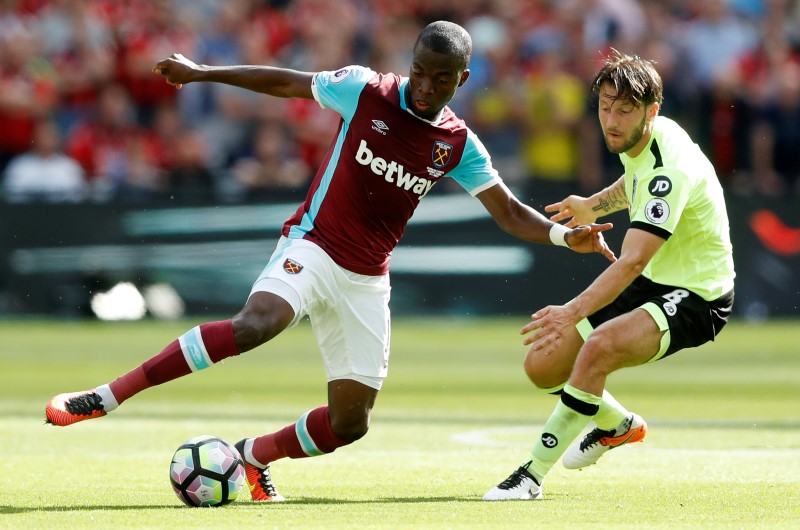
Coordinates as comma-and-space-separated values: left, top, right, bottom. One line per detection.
279, 0, 361, 171
751, 62, 800, 196
113, 0, 196, 125
37, 0, 115, 135
65, 83, 162, 201
229, 119, 311, 201
149, 103, 217, 202
187, 3, 286, 172
677, 0, 759, 165
461, 13, 526, 192
0, 17, 58, 175
0, 0, 797, 203
678, 0, 759, 92
367, 13, 421, 77
582, 0, 648, 54
515, 8, 588, 198
2, 118, 87, 202
165, 128, 218, 202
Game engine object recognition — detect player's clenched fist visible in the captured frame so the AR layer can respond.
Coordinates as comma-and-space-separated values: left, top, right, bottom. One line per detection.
152, 53, 200, 89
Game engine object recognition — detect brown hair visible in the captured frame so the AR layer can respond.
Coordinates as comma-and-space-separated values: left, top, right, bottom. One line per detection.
591, 49, 663, 107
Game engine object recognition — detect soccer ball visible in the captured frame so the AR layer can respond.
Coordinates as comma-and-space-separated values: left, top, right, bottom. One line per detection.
169, 435, 245, 507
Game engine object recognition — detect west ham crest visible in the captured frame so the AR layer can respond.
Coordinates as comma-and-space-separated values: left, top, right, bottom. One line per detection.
283, 259, 303, 274
432, 140, 453, 169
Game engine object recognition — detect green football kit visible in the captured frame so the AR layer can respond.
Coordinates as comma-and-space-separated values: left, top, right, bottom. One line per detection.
525, 117, 737, 484
621, 115, 735, 301
577, 116, 736, 361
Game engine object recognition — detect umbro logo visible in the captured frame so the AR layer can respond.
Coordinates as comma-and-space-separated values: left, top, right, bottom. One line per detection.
371, 120, 389, 135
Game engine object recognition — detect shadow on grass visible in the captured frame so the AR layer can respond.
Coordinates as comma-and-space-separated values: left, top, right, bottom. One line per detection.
0, 496, 489, 514
0, 505, 182, 514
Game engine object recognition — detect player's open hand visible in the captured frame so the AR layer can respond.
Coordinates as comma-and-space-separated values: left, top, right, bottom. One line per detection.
152, 53, 200, 89
545, 195, 596, 227
565, 223, 617, 262
521, 304, 575, 356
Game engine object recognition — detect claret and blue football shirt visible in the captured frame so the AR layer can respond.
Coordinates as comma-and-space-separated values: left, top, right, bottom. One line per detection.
281, 65, 501, 276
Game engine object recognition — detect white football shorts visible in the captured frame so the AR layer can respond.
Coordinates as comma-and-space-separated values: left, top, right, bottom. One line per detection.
250, 236, 391, 390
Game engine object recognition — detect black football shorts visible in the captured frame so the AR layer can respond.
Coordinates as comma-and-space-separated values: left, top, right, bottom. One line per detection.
578, 275, 734, 362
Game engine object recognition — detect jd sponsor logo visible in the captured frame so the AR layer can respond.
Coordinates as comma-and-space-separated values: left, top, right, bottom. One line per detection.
355, 139, 435, 197
541, 433, 559, 448
648, 176, 672, 197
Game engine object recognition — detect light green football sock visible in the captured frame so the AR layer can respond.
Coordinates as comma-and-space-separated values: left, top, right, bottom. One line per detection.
526, 384, 602, 481
593, 390, 630, 431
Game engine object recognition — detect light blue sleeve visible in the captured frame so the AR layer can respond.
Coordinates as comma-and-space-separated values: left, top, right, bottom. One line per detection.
311, 65, 375, 123
448, 128, 501, 196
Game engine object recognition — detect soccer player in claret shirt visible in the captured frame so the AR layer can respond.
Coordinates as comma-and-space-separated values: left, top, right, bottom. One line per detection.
45, 21, 616, 502
483, 49, 736, 501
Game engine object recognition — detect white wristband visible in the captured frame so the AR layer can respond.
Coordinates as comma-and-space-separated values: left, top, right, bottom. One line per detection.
549, 223, 571, 248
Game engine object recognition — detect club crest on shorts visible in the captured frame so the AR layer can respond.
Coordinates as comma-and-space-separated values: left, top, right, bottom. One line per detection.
432, 140, 453, 168
283, 259, 303, 274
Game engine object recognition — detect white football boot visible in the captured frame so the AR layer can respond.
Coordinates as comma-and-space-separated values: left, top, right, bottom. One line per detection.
562, 413, 647, 470
483, 462, 543, 501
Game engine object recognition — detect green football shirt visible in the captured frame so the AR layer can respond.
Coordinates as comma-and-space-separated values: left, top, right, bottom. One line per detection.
620, 116, 735, 301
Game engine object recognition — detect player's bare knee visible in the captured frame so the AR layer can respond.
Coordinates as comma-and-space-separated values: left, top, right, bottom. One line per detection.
330, 415, 370, 442
575, 332, 617, 377
230, 314, 261, 351
524, 352, 570, 390
231, 311, 280, 351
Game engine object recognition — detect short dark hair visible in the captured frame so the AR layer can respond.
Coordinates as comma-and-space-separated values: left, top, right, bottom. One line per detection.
414, 21, 472, 69
591, 49, 663, 107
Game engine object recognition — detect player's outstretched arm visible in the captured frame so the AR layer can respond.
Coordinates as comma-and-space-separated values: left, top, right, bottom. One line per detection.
476, 182, 616, 262
545, 177, 628, 227
152, 53, 315, 99
522, 228, 664, 357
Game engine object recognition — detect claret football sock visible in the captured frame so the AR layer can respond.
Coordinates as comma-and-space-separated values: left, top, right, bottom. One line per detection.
46, 321, 240, 425
108, 320, 239, 405
251, 406, 350, 464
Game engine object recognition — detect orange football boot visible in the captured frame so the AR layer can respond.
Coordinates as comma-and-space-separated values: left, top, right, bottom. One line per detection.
45, 390, 107, 426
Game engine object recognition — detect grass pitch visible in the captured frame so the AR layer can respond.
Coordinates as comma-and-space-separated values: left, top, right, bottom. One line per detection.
1, 317, 799, 529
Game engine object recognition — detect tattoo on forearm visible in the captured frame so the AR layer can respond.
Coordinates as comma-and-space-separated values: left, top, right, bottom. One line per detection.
591, 186, 628, 213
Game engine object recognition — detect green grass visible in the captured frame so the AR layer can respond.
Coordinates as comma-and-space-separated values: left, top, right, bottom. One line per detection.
1, 318, 799, 529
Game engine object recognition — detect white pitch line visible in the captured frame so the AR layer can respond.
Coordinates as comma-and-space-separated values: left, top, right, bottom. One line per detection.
451, 426, 540, 448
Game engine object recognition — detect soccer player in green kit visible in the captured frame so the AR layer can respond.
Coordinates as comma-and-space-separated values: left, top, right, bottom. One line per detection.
484, 49, 735, 501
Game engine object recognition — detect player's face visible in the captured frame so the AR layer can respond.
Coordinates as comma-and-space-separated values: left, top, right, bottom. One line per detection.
407, 45, 469, 120
597, 82, 657, 157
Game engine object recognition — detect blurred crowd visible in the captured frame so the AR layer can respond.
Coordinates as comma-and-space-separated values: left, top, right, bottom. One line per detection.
1, 0, 799, 204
